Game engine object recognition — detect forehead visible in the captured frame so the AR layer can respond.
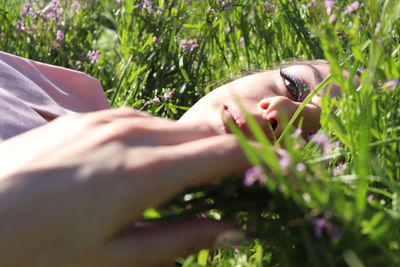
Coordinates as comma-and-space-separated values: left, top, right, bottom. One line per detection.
282, 64, 330, 86
233, 63, 330, 86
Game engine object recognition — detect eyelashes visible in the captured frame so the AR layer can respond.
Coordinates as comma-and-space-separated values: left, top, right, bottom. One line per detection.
279, 69, 310, 102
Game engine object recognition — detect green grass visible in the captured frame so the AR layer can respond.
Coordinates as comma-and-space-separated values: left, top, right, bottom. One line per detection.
1, 0, 400, 266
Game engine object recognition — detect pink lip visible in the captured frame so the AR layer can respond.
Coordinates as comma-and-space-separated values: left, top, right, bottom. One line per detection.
222, 105, 246, 133
222, 105, 276, 142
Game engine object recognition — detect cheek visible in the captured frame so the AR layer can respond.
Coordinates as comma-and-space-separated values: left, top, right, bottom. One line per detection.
178, 96, 215, 122
234, 89, 276, 111
300, 104, 322, 138
317, 83, 342, 100
329, 84, 342, 98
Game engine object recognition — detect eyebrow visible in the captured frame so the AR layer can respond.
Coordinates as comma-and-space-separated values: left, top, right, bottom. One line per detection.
302, 64, 323, 85
276, 62, 324, 86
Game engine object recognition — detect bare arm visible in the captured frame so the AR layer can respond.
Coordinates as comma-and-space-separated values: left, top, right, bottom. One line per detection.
0, 107, 249, 267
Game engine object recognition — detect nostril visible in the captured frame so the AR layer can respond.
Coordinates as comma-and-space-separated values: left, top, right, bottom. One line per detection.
270, 118, 278, 131
258, 100, 270, 111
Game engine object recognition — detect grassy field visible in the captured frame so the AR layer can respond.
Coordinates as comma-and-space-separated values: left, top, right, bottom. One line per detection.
1, 0, 400, 266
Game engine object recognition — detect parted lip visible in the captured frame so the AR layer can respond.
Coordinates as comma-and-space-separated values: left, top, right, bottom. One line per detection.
222, 105, 246, 134
222, 105, 277, 141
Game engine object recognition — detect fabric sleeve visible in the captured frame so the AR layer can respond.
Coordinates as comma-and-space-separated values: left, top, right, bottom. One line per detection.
0, 51, 112, 141
0, 88, 47, 142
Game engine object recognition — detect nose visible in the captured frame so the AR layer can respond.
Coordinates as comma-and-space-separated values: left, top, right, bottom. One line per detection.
257, 96, 321, 141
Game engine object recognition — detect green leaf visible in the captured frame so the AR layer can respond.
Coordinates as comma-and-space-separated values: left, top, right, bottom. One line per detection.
179, 56, 191, 83
227, 118, 261, 166
197, 249, 209, 266
142, 207, 161, 219
328, 112, 350, 148
168, 102, 178, 114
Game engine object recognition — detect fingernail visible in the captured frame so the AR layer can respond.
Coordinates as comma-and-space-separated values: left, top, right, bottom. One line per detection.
214, 229, 245, 249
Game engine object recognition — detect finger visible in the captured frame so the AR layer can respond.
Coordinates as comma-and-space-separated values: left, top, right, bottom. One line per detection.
102, 117, 219, 146
76, 106, 157, 124
154, 134, 250, 187
122, 134, 250, 213
73, 219, 240, 267
71, 107, 223, 147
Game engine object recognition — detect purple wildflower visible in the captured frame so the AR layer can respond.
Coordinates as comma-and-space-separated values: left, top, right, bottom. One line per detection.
87, 50, 100, 64
135, 0, 154, 13
143, 96, 161, 107
310, 132, 331, 155
290, 128, 302, 139
344, 1, 360, 15
153, 36, 160, 47
56, 30, 64, 41
15, 20, 26, 33
263, 2, 275, 11
244, 165, 266, 187
49, 0, 60, 8
234, 247, 240, 253
72, 1, 81, 9
47, 0, 62, 20
180, 40, 189, 52
332, 163, 347, 176
52, 43, 60, 50
312, 218, 342, 239
367, 194, 374, 203
332, 140, 342, 148
180, 39, 199, 52
30, 10, 39, 20
384, 79, 399, 92
20, 3, 33, 17
294, 142, 301, 149
323, 0, 335, 15
216, 0, 233, 11
330, 228, 343, 239
391, 81, 398, 93
305, 0, 316, 8
75, 60, 81, 67
276, 148, 291, 169
239, 36, 245, 47
191, 43, 199, 51
296, 163, 306, 172
163, 91, 173, 100
47, 11, 56, 19
312, 218, 327, 237
279, 156, 291, 169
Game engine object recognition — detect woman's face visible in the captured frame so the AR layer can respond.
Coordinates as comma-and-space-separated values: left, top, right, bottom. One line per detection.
179, 63, 351, 141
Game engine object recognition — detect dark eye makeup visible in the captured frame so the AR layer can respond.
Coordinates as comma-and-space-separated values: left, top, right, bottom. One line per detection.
279, 68, 310, 102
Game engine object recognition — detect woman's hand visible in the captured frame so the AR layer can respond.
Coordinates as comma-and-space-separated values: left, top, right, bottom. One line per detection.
0, 108, 249, 267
